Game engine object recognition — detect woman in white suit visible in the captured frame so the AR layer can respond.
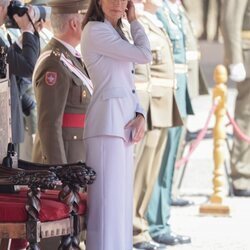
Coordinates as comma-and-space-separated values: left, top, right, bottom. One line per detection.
81, 0, 152, 249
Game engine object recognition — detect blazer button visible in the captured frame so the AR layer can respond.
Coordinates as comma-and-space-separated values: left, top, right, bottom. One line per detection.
132, 89, 135, 94
131, 70, 134, 74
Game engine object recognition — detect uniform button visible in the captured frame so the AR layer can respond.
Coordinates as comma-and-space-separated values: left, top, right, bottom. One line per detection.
82, 90, 87, 98
73, 136, 78, 140
132, 89, 135, 94
42, 155, 47, 160
131, 70, 134, 74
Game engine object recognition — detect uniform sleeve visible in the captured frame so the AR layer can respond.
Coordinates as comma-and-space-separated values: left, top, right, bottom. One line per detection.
34, 58, 69, 164
7, 32, 40, 77
82, 20, 152, 64
220, 0, 248, 64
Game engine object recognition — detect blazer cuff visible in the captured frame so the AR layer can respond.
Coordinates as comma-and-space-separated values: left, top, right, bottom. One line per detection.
135, 104, 145, 118
130, 20, 142, 32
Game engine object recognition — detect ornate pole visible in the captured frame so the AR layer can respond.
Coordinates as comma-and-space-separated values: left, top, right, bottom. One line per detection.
200, 64, 230, 215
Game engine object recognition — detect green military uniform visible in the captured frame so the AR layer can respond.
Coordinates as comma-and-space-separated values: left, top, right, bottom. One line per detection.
32, 0, 91, 164
32, 39, 91, 164
171, 4, 209, 197
133, 11, 182, 245
221, 0, 250, 191
180, 5, 208, 99
147, 1, 193, 239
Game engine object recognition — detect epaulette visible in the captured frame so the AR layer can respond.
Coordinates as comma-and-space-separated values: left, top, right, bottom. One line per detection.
32, 48, 61, 78
50, 48, 62, 59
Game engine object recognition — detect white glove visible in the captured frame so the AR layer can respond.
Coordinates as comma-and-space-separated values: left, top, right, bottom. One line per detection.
229, 63, 246, 82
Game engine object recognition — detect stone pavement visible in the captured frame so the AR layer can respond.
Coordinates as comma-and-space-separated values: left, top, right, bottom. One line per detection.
169, 64, 250, 250
169, 196, 250, 250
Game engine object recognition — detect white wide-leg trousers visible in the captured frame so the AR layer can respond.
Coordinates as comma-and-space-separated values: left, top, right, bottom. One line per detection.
85, 136, 134, 250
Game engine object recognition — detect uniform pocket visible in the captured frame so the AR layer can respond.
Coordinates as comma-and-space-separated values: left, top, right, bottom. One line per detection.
169, 32, 182, 54
70, 78, 83, 105
152, 48, 164, 65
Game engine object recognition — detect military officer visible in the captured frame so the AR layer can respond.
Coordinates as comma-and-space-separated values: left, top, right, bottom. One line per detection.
133, 0, 183, 249
171, 1, 209, 205
221, 0, 250, 197
146, 0, 193, 246
32, 0, 91, 164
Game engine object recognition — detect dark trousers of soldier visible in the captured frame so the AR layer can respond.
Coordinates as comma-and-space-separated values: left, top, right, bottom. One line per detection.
147, 126, 182, 237
133, 128, 168, 243
231, 78, 250, 190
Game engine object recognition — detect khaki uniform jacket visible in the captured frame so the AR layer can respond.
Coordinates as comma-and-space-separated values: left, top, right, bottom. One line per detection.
32, 38, 91, 164
138, 14, 182, 129
134, 63, 151, 131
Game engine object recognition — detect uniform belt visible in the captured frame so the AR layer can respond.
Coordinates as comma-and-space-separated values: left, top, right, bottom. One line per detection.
62, 113, 85, 128
150, 77, 177, 89
242, 31, 250, 40
174, 64, 188, 74
186, 50, 201, 61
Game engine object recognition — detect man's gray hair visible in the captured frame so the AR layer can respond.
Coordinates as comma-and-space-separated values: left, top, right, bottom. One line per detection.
51, 13, 78, 35
0, 0, 9, 7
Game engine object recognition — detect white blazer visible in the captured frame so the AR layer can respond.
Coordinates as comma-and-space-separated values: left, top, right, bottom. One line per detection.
81, 19, 152, 141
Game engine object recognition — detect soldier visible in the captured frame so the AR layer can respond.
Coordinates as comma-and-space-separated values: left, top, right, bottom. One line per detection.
146, 0, 193, 246
32, 0, 92, 164
221, 0, 250, 197
171, 1, 209, 206
133, 0, 183, 249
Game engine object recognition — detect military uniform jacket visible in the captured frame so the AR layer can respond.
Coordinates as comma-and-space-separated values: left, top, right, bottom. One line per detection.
138, 13, 182, 128
157, 4, 194, 117
221, 0, 250, 78
32, 38, 92, 164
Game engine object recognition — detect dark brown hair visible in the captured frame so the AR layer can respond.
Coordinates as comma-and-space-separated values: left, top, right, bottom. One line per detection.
82, 0, 122, 28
